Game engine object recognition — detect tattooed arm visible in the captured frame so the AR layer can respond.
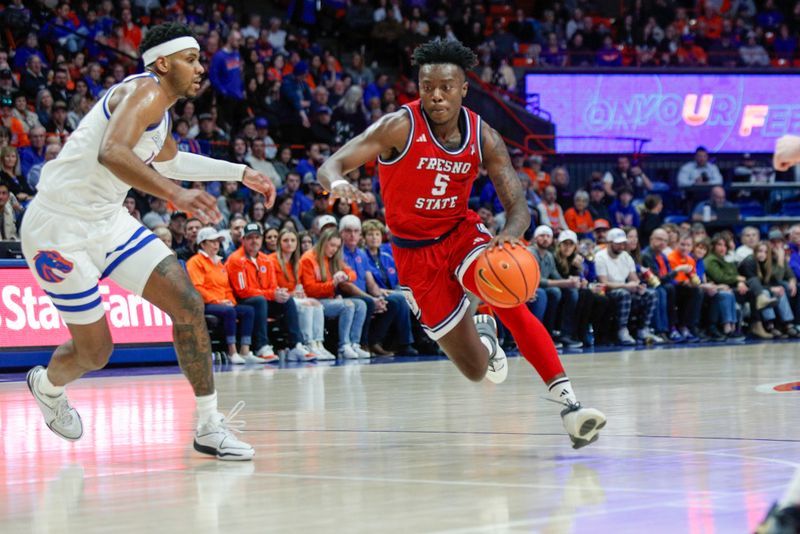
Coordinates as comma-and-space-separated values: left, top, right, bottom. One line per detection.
481, 124, 531, 248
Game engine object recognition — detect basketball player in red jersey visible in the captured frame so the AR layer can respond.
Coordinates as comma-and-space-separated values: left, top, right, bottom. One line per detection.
318, 39, 605, 448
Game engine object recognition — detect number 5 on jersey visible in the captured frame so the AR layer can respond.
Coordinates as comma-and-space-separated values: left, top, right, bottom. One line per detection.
431, 173, 450, 196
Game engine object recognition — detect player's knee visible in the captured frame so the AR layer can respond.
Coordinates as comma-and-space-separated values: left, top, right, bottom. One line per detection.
463, 359, 488, 382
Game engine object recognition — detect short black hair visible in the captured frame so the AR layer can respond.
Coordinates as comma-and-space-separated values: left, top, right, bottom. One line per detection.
412, 38, 478, 73
140, 23, 196, 57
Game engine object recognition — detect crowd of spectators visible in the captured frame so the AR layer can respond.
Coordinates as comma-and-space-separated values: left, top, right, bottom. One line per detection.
1, 0, 800, 356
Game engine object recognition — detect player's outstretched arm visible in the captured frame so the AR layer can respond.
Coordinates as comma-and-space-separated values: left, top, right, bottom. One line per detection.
153, 136, 276, 209
481, 124, 530, 248
318, 110, 410, 201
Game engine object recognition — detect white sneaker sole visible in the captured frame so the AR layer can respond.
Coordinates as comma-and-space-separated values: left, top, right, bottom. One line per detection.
193, 440, 254, 461
564, 408, 606, 449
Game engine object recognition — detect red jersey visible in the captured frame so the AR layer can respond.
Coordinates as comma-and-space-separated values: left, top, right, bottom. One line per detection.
377, 100, 483, 241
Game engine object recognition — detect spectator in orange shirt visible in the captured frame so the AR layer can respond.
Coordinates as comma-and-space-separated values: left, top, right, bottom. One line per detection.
226, 223, 317, 363
298, 227, 368, 359
667, 233, 704, 340
676, 35, 708, 67
186, 228, 255, 365
268, 229, 335, 360
564, 190, 594, 238
1, 95, 30, 147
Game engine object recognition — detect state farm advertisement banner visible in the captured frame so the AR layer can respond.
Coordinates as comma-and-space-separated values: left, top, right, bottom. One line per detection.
0, 268, 173, 349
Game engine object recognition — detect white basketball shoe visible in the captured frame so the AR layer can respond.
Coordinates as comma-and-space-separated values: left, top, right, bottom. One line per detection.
193, 401, 255, 461
560, 401, 607, 449
474, 314, 508, 384
26, 366, 83, 441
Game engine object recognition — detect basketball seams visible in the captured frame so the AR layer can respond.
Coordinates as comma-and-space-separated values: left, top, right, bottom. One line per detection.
483, 250, 522, 306
504, 247, 530, 301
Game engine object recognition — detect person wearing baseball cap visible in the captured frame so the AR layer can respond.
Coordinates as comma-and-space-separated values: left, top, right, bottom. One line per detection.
315, 214, 337, 234
595, 227, 659, 345
529, 225, 583, 349
592, 218, 610, 249
338, 214, 415, 357
554, 229, 611, 347
186, 226, 256, 365
225, 222, 319, 363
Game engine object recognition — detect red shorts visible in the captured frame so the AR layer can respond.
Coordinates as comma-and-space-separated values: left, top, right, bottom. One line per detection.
391, 211, 492, 340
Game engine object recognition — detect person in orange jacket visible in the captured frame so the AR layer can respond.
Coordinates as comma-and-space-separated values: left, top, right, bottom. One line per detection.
225, 222, 316, 362
298, 227, 368, 359
267, 228, 336, 360
186, 227, 255, 364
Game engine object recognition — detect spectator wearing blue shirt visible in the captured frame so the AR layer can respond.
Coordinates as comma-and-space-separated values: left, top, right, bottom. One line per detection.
13, 33, 48, 72
339, 216, 415, 356
209, 30, 245, 129
280, 61, 313, 144
19, 126, 46, 179
278, 171, 313, 220
609, 187, 640, 228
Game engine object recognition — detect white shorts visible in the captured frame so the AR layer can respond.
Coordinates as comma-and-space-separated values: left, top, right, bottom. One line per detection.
21, 198, 173, 325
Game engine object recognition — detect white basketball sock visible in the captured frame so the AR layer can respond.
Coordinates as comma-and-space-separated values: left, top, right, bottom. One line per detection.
196, 391, 218, 427
37, 369, 65, 397
548, 377, 577, 405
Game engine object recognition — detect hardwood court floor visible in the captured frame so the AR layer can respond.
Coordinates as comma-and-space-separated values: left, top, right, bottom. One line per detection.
1, 343, 799, 533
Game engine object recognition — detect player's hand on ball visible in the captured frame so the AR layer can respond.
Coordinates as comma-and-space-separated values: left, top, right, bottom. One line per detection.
173, 189, 221, 224
330, 180, 369, 203
488, 233, 522, 250
243, 169, 276, 209
773, 135, 800, 171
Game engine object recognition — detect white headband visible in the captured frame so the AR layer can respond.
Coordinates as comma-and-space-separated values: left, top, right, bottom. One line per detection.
142, 36, 200, 66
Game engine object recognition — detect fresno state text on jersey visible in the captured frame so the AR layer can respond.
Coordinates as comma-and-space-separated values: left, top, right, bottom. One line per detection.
378, 100, 483, 241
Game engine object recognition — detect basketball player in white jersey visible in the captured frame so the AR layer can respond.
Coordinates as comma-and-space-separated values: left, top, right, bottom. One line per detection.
21, 23, 275, 460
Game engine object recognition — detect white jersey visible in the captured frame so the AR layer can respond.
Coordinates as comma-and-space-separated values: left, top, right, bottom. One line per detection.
36, 72, 171, 220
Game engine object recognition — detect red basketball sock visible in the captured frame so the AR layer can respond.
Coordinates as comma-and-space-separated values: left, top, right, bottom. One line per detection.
462, 261, 565, 384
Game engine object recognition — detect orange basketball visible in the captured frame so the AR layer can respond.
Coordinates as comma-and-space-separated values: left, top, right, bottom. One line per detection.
473, 245, 540, 308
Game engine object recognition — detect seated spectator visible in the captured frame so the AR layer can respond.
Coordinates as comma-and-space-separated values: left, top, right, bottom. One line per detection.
222, 215, 246, 259
528, 225, 581, 348
639, 194, 664, 245
1, 94, 29, 148
667, 233, 706, 341
339, 215, 414, 356
691, 238, 742, 341
640, 228, 682, 342
261, 226, 279, 254
27, 142, 59, 191
609, 187, 639, 228
592, 219, 610, 251
770, 229, 800, 324
739, 32, 770, 67
602, 156, 653, 200
477, 203, 501, 235
691, 186, 735, 222
0, 146, 35, 202
278, 171, 313, 220
299, 227, 368, 359
734, 226, 760, 264
268, 228, 335, 360
524, 154, 550, 197
167, 211, 189, 251
564, 190, 593, 238
12, 92, 41, 134
0, 183, 19, 240
176, 217, 202, 261
595, 228, 659, 345
245, 138, 281, 188
186, 227, 255, 364
740, 241, 798, 337
676, 34, 708, 66
588, 182, 611, 222
677, 147, 723, 187
691, 222, 708, 243
19, 126, 46, 180
596, 35, 623, 66
705, 233, 772, 339
266, 193, 305, 232
227, 223, 317, 362
537, 185, 568, 232
554, 229, 611, 346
